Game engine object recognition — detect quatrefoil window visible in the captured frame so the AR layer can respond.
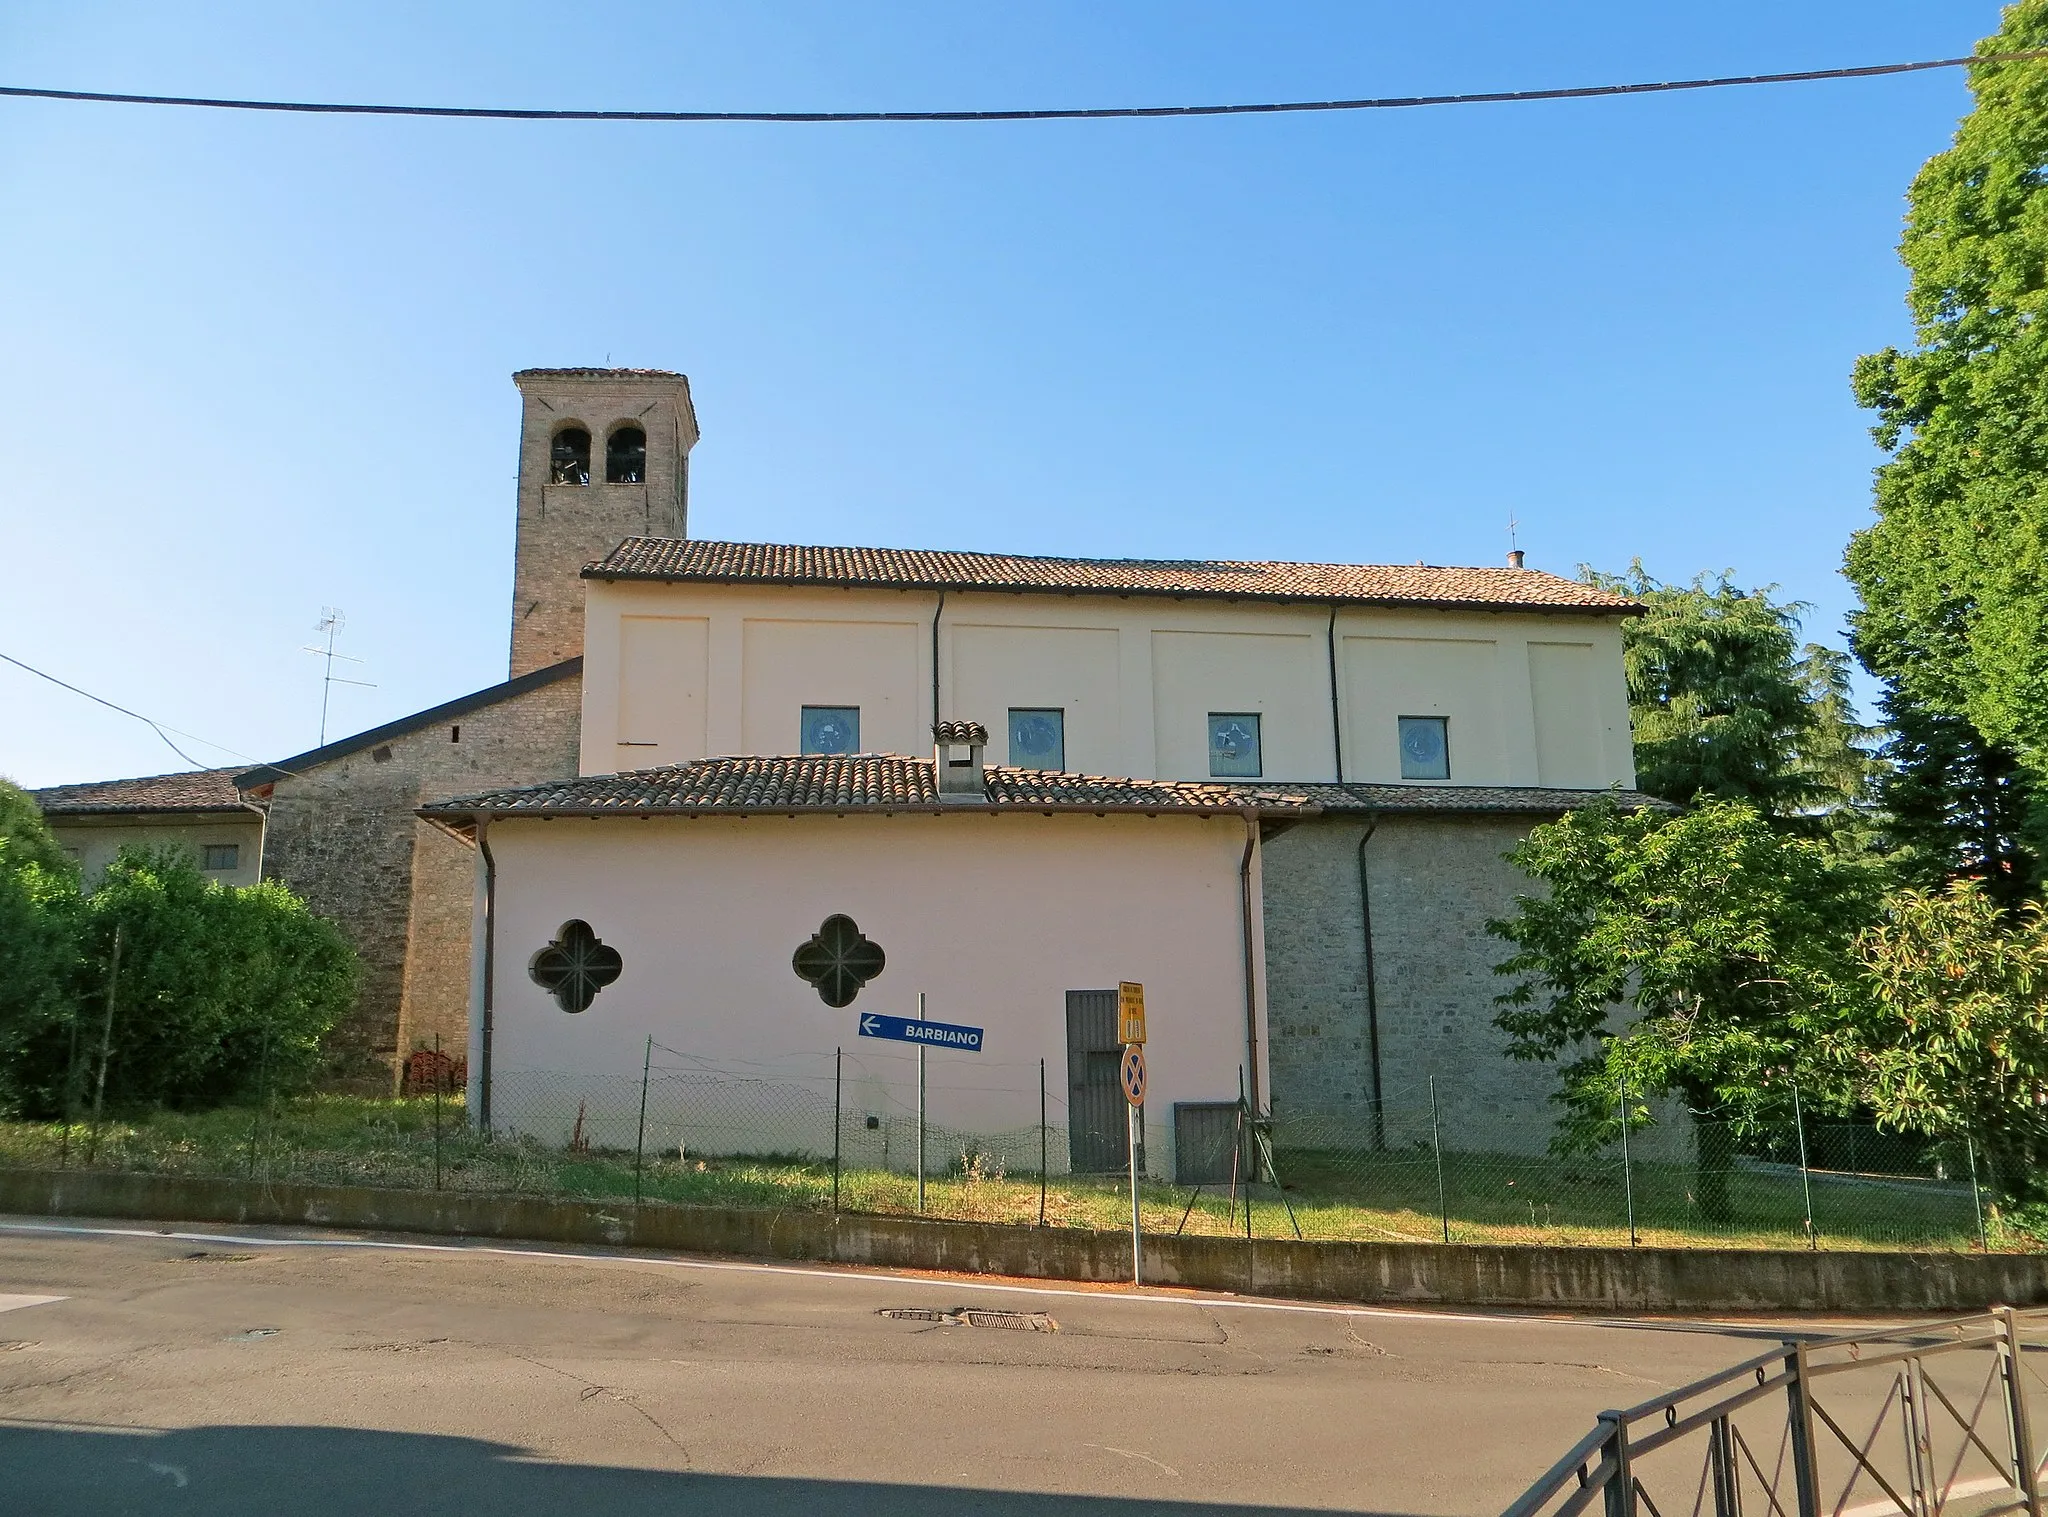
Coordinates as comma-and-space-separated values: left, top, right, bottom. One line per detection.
792, 914, 886, 1008
528, 920, 623, 1013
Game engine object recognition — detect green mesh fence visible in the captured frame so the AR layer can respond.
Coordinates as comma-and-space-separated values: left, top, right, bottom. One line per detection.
0, 1049, 2008, 1252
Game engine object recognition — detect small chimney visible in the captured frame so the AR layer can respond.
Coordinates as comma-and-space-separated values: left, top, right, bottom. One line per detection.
1506, 549, 1526, 569
932, 721, 989, 802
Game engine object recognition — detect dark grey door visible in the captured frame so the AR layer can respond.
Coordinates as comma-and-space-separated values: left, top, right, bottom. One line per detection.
1066, 989, 1126, 1173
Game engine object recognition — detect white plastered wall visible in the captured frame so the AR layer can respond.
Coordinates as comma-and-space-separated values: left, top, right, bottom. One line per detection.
580, 579, 1636, 789
478, 810, 1261, 1179
46, 814, 266, 888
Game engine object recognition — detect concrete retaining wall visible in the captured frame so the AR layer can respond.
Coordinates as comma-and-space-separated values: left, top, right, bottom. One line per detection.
5, 1167, 2045, 1314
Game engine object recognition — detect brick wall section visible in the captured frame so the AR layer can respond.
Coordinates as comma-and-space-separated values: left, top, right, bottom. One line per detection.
1262, 814, 1621, 1157
258, 674, 581, 1088
510, 373, 695, 677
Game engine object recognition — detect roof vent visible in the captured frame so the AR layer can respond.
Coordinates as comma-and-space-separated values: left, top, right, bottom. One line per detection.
933, 721, 988, 803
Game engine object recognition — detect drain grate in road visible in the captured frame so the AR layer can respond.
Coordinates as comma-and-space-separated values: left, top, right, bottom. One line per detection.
878, 1307, 1057, 1333
182, 1252, 259, 1263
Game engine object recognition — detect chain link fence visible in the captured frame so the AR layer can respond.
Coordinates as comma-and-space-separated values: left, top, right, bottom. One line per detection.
0, 1043, 2008, 1252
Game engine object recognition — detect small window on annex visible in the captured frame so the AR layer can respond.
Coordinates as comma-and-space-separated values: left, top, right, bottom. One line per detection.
605, 425, 647, 484
800, 706, 860, 756
202, 844, 240, 871
550, 426, 592, 485
1207, 713, 1262, 778
1397, 716, 1450, 780
1008, 709, 1065, 771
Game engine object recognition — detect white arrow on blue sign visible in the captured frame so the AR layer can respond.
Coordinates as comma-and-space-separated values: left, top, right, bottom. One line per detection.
858, 1012, 985, 1052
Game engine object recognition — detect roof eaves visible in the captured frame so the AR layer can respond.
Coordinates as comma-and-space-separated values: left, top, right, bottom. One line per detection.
235, 656, 583, 788
38, 800, 254, 817
420, 799, 1314, 822
580, 565, 1643, 616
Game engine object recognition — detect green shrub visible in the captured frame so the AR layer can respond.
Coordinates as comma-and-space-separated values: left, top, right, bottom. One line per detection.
0, 841, 357, 1117
0, 838, 85, 1117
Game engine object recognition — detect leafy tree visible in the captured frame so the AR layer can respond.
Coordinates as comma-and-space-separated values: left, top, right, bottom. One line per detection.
1586, 565, 1874, 824
1, 844, 357, 1118
1847, 881, 2048, 1198
1490, 798, 1881, 1218
0, 778, 77, 881
1846, 4, 2048, 782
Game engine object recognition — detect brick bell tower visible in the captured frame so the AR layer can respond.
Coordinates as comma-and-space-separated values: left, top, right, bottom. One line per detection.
508, 368, 699, 677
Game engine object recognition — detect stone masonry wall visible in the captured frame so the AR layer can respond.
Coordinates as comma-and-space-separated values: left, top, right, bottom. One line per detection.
258, 672, 581, 1089
510, 374, 692, 677
1261, 814, 1686, 1159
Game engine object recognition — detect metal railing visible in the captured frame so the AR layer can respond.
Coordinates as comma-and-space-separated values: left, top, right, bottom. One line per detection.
1504, 1309, 2047, 1517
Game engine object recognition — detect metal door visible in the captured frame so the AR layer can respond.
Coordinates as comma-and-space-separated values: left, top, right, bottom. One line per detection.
1173, 1102, 1242, 1185
1066, 989, 1126, 1172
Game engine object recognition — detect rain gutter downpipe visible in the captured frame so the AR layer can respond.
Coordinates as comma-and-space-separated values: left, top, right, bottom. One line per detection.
477, 816, 497, 1136
1327, 602, 1344, 780
1239, 807, 1264, 1121
930, 588, 947, 728
1358, 815, 1386, 1150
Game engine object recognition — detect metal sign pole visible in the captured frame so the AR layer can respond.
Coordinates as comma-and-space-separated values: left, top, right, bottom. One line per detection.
1127, 1097, 1142, 1286
1119, 1037, 1147, 1286
916, 991, 927, 1215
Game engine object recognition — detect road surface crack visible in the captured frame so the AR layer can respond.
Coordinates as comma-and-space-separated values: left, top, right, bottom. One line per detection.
501, 1351, 694, 1466
1084, 1444, 1182, 1479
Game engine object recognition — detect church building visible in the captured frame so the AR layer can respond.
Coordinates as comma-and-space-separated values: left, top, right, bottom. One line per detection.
36, 366, 1653, 1169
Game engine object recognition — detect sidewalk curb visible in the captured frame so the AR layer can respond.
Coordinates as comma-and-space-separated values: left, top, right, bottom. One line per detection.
3, 1167, 2042, 1312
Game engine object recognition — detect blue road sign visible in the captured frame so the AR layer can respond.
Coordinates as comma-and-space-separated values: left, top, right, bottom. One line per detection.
857, 1012, 985, 1053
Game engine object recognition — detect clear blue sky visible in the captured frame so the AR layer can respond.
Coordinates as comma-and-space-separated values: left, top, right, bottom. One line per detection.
0, 2, 2003, 787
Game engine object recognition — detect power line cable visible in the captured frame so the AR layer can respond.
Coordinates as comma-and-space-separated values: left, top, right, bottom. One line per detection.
3, 50, 2045, 126
0, 650, 272, 773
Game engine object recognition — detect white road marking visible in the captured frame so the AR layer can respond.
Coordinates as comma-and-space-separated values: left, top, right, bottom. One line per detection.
0, 1294, 65, 1314
0, 1218, 1773, 1332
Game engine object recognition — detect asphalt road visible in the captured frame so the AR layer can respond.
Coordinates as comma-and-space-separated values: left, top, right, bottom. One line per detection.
0, 1218, 1893, 1516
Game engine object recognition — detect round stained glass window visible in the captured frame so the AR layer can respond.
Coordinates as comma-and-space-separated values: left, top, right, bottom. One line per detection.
1398, 716, 1449, 780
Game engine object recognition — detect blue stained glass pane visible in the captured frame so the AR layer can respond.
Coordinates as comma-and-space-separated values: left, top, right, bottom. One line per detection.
1208, 712, 1262, 778
801, 706, 860, 755
1398, 716, 1450, 780
1008, 709, 1065, 770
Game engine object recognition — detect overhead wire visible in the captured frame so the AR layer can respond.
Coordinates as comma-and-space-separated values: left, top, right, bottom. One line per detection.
0, 650, 275, 774
2, 50, 2045, 126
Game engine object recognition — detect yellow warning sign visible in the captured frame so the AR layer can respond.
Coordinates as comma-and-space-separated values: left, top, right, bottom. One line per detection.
1117, 981, 1146, 1046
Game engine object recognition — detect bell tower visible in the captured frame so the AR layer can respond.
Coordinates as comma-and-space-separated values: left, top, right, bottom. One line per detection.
508, 367, 699, 677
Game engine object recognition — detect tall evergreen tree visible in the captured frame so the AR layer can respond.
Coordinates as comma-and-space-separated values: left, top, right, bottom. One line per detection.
1586, 564, 1874, 827
1873, 696, 2041, 911
1846, 5, 2048, 788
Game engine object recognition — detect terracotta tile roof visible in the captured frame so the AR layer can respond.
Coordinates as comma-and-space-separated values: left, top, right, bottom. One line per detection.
585, 538, 1640, 614
514, 368, 683, 380
31, 767, 249, 815
420, 755, 1665, 821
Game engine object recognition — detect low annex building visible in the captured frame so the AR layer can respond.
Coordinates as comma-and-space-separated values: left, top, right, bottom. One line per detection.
425, 747, 1655, 1177
31, 769, 265, 887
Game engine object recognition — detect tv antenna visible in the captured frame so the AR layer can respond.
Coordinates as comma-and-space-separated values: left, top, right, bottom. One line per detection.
303, 607, 375, 746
